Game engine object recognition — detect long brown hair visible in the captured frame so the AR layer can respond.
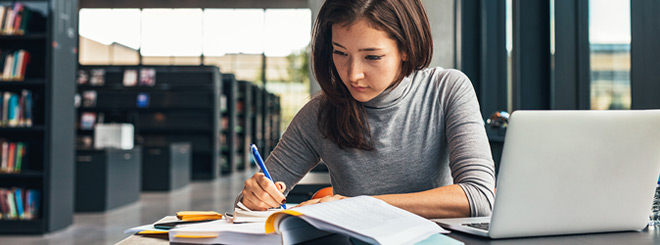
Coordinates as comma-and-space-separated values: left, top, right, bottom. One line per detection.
312, 0, 433, 150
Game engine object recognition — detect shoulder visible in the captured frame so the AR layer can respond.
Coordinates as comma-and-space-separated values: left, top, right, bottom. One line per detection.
423, 67, 471, 88
288, 93, 323, 129
411, 67, 474, 95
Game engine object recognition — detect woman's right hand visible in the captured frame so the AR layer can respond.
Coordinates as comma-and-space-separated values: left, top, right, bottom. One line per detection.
241, 172, 287, 211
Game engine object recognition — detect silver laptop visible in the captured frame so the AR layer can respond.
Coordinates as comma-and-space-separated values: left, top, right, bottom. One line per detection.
433, 110, 660, 239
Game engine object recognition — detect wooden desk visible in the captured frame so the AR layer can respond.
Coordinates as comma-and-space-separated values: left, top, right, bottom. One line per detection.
118, 219, 660, 244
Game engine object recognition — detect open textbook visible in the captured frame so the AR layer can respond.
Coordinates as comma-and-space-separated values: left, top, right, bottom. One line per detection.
169, 196, 452, 245
231, 201, 283, 223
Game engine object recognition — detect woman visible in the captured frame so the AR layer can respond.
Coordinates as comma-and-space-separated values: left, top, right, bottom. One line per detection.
239, 0, 495, 219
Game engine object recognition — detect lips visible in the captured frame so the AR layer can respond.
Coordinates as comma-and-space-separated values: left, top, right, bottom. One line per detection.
351, 85, 368, 92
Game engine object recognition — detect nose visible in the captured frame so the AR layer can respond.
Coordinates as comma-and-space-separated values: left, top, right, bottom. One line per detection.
347, 58, 365, 83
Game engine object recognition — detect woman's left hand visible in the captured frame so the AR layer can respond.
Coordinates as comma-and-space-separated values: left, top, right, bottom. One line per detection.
294, 194, 348, 208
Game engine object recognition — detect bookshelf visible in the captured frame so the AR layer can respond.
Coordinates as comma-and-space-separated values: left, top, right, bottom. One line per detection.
271, 94, 281, 152
249, 83, 264, 168
75, 65, 221, 180
236, 80, 252, 171
263, 92, 281, 158
0, 0, 77, 234
220, 73, 237, 174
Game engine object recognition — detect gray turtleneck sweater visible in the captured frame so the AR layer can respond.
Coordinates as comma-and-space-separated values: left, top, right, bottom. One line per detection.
265, 67, 495, 217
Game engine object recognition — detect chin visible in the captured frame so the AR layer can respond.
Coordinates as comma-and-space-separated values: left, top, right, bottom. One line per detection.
350, 93, 376, 103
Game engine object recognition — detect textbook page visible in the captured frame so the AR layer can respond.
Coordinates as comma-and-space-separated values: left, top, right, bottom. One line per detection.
280, 196, 448, 245
233, 201, 283, 223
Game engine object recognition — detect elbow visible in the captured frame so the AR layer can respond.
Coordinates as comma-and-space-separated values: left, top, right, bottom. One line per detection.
459, 182, 495, 217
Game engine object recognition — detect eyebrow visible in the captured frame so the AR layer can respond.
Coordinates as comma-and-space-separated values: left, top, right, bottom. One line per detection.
332, 42, 383, 51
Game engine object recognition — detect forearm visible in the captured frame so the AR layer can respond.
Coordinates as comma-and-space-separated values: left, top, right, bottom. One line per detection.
374, 184, 469, 219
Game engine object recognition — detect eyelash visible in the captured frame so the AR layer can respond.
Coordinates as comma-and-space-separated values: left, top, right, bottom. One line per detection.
333, 50, 347, 56
332, 50, 384, 61
366, 55, 384, 60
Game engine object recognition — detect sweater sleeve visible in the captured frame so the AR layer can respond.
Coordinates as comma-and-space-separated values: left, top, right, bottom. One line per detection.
441, 69, 496, 217
261, 97, 323, 196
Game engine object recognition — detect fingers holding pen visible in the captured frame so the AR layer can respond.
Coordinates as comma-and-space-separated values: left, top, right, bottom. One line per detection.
255, 173, 286, 204
242, 173, 286, 210
275, 181, 287, 193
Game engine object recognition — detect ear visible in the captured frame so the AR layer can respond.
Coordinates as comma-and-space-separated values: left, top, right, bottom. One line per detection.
401, 52, 408, 62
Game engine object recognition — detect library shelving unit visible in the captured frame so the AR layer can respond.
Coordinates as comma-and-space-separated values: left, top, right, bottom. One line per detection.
235, 80, 252, 171
263, 92, 281, 158
75, 65, 221, 180
271, 94, 281, 152
249, 83, 264, 168
260, 89, 271, 159
220, 73, 237, 174
0, 0, 77, 234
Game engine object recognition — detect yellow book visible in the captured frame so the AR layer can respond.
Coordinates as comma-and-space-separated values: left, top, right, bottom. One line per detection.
136, 230, 168, 235
124, 215, 222, 236
176, 211, 223, 221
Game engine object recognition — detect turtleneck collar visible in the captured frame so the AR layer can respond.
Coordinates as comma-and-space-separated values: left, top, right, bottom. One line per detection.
362, 73, 414, 109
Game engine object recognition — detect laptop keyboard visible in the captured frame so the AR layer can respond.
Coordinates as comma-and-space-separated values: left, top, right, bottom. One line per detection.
462, 222, 490, 231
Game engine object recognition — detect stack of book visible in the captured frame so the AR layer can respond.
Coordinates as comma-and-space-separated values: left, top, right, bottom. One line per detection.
0, 3, 39, 36
0, 139, 26, 173
0, 49, 30, 81
0, 90, 33, 127
0, 187, 40, 220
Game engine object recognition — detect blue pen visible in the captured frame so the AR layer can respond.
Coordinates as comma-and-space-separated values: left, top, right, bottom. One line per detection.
250, 144, 286, 209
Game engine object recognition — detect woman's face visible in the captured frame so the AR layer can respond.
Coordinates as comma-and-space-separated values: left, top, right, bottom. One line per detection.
331, 19, 406, 102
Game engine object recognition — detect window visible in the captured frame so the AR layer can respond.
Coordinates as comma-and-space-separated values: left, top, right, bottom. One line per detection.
78, 9, 140, 64
588, 0, 631, 110
79, 8, 312, 132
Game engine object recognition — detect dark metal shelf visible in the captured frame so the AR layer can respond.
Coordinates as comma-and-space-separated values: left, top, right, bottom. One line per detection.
0, 125, 45, 131
0, 79, 46, 86
0, 33, 47, 40
77, 84, 215, 91
77, 107, 212, 112
0, 219, 44, 234
0, 171, 44, 179
137, 128, 213, 134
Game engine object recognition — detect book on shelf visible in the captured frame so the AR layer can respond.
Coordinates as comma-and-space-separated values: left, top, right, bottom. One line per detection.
221, 116, 228, 129
0, 49, 29, 81
0, 3, 42, 36
6, 142, 15, 171
80, 112, 97, 130
74, 93, 80, 108
236, 101, 244, 114
139, 68, 156, 86
0, 90, 33, 127
220, 95, 227, 113
81, 90, 97, 108
0, 187, 40, 220
168, 196, 450, 245
14, 188, 23, 219
0, 139, 27, 173
136, 92, 149, 108
76, 135, 93, 149
123, 69, 138, 87
22, 90, 32, 127
76, 70, 89, 85
90, 69, 105, 86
